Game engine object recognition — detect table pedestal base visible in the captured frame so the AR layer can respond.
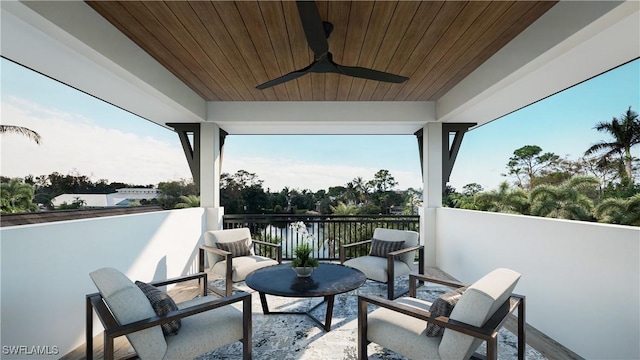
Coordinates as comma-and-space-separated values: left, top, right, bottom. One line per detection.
258, 292, 335, 331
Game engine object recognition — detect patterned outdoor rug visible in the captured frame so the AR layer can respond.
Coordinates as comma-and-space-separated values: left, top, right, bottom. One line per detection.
197, 276, 546, 360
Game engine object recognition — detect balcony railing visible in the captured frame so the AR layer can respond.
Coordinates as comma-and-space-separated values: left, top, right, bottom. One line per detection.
223, 214, 420, 261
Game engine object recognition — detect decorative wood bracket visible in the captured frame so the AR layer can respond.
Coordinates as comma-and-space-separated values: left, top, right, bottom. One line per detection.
415, 123, 476, 190
166, 123, 227, 190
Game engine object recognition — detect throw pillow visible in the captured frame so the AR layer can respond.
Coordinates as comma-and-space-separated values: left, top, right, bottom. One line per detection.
135, 281, 181, 336
426, 286, 468, 337
216, 238, 251, 257
369, 238, 405, 258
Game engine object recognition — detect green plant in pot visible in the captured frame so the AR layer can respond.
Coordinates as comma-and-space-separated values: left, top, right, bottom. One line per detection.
290, 221, 319, 277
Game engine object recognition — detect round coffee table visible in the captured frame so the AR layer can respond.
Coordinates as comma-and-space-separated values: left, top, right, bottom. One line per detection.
245, 263, 366, 331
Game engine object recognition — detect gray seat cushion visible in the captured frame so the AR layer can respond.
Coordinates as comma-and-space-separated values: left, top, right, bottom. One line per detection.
204, 228, 255, 267
366, 268, 521, 360
163, 297, 244, 359
368, 297, 442, 360
205, 228, 278, 282
371, 228, 419, 266
90, 268, 167, 360
439, 268, 521, 359
212, 255, 279, 282
344, 256, 411, 283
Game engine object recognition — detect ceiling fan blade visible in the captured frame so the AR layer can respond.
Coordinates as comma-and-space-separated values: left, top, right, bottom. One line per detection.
296, 1, 329, 59
256, 67, 311, 90
256, 3, 410, 90
335, 64, 409, 83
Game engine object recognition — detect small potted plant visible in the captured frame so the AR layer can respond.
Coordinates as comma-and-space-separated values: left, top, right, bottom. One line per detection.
290, 221, 319, 277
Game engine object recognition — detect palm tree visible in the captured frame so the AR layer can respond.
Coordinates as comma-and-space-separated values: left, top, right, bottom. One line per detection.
0, 178, 38, 213
352, 176, 371, 204
330, 201, 359, 215
0, 125, 42, 144
174, 195, 200, 208
474, 181, 529, 214
529, 176, 600, 220
405, 187, 422, 214
584, 106, 640, 181
324, 201, 362, 258
594, 193, 640, 226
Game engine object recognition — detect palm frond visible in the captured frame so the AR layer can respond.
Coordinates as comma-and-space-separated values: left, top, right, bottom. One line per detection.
594, 198, 626, 220
0, 125, 42, 144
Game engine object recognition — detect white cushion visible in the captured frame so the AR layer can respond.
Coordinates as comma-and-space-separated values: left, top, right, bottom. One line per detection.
90, 268, 167, 360
212, 255, 279, 282
368, 297, 441, 359
439, 268, 521, 359
372, 228, 419, 266
163, 297, 245, 359
204, 228, 254, 268
344, 256, 411, 283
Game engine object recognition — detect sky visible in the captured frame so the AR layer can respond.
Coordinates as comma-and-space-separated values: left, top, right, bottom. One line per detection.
1, 57, 639, 193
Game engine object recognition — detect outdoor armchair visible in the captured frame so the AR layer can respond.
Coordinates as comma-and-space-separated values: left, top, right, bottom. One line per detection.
340, 228, 423, 299
199, 227, 282, 296
86, 267, 252, 360
358, 268, 525, 360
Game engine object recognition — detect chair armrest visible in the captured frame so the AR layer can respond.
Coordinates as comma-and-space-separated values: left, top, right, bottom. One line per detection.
388, 244, 423, 257
148, 272, 208, 297
104, 291, 252, 338
251, 239, 281, 248
251, 240, 283, 263
409, 273, 466, 289
359, 293, 432, 322
148, 272, 208, 288
358, 293, 520, 342
339, 240, 372, 263
199, 244, 231, 257
342, 239, 372, 249
198, 245, 232, 273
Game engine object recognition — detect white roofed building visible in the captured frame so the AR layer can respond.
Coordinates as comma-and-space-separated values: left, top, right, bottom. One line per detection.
51, 188, 160, 208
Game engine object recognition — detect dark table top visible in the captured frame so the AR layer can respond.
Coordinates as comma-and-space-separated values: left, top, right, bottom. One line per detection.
245, 263, 366, 297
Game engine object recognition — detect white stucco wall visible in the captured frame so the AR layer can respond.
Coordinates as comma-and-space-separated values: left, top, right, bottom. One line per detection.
2, 207, 638, 359
435, 208, 640, 359
0, 208, 206, 359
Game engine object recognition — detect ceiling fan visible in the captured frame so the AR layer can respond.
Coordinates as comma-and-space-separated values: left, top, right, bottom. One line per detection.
256, 1, 409, 90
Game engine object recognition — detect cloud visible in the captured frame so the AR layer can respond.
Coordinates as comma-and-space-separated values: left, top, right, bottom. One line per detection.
1, 97, 422, 192
1, 98, 191, 185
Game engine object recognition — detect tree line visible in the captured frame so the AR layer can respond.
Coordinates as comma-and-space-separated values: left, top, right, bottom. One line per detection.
1, 125, 416, 215
0, 172, 199, 212
445, 107, 640, 226
218, 168, 419, 215
0, 169, 417, 216
2, 106, 638, 226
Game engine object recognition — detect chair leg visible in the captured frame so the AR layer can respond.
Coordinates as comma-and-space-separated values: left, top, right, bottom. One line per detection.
104, 333, 114, 360
387, 256, 395, 300
243, 295, 252, 360
225, 259, 233, 297
357, 296, 368, 360
86, 296, 93, 360
518, 297, 526, 360
486, 333, 498, 360
417, 247, 425, 289
201, 273, 208, 297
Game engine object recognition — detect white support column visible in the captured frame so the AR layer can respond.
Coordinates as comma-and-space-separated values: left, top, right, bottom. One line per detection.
200, 122, 224, 230
421, 122, 443, 267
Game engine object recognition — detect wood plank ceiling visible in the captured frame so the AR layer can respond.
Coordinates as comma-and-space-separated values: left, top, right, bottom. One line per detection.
86, 1, 557, 102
